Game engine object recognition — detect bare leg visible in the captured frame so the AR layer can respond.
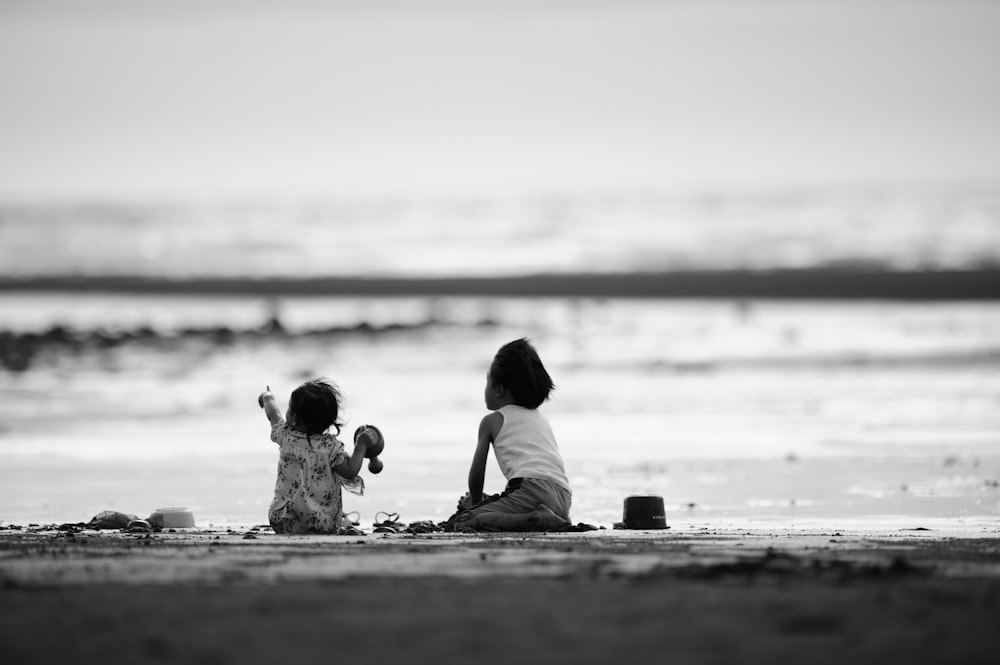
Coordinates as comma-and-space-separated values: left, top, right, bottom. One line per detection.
454, 504, 568, 532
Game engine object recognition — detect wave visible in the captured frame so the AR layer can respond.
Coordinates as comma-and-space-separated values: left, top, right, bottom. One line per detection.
0, 315, 500, 372
629, 349, 1000, 373
4, 314, 997, 374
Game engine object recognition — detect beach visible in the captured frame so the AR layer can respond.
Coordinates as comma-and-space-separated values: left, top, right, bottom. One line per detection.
2, 195, 999, 664
2, 524, 999, 664
4, 1, 1000, 660
2, 292, 999, 529
4, 242, 997, 665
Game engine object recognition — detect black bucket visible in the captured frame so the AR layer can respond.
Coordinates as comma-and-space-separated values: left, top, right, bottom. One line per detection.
622, 495, 667, 529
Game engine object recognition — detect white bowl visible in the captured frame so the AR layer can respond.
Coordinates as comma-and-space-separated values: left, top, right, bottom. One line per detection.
151, 507, 195, 528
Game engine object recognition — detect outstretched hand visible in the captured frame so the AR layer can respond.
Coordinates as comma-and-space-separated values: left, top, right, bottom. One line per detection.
258, 385, 282, 426
258, 385, 272, 409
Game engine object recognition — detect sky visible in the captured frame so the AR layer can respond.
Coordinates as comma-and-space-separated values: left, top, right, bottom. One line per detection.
1, 0, 999, 200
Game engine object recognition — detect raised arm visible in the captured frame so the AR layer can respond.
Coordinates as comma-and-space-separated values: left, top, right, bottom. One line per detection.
467, 411, 502, 505
258, 385, 282, 426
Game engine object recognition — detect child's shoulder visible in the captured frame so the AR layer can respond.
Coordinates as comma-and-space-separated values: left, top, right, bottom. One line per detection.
270, 417, 289, 436
480, 409, 504, 434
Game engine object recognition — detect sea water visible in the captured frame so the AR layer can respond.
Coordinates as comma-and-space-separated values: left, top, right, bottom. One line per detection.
1, 190, 999, 528
2, 188, 1000, 278
1, 295, 997, 529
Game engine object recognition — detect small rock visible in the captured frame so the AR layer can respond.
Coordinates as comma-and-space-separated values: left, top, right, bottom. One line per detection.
127, 519, 153, 533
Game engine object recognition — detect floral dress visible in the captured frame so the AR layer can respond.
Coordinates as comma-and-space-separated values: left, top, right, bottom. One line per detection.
268, 420, 364, 534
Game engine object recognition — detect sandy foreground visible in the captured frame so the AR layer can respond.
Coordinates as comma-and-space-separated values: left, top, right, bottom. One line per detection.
1, 524, 999, 665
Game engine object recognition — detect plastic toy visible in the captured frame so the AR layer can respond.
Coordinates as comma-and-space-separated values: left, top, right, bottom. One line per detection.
354, 424, 384, 474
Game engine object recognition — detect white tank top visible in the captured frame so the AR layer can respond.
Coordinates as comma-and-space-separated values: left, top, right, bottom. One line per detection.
493, 405, 570, 491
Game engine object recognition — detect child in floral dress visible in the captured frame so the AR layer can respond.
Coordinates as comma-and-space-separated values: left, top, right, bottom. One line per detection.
258, 379, 378, 534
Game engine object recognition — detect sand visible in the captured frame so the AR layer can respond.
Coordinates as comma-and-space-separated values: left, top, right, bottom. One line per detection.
2, 524, 998, 664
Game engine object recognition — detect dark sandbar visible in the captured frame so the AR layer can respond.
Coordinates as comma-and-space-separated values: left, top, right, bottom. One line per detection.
2, 268, 1000, 300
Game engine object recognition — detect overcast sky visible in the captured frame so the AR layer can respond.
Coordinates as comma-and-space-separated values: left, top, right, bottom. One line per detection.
1, 0, 999, 200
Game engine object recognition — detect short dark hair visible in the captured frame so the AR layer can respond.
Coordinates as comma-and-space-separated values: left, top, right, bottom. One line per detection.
489, 338, 554, 409
288, 378, 344, 435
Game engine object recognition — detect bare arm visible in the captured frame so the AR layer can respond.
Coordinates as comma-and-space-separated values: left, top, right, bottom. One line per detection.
258, 386, 282, 425
467, 411, 502, 505
333, 435, 370, 479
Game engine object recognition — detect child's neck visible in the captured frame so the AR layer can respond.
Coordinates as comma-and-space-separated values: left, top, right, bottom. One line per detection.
497, 398, 530, 410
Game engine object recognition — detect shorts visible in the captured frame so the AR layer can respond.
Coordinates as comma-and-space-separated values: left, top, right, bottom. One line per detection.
455, 477, 572, 527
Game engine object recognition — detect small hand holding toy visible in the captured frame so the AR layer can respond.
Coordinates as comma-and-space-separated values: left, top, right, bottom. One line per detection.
354, 424, 385, 474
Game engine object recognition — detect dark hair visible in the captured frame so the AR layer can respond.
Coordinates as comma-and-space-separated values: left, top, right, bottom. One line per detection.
287, 378, 344, 436
489, 338, 554, 409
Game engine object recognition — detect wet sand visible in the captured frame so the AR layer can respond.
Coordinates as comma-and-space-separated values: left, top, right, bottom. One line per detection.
2, 525, 998, 664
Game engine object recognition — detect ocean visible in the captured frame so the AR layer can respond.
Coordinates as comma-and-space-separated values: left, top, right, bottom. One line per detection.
1, 188, 998, 529
3, 187, 1000, 278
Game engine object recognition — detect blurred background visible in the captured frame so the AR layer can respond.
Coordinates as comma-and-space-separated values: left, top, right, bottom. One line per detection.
1, 0, 998, 528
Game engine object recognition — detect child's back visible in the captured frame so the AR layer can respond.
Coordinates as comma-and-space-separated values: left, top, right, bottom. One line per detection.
491, 404, 569, 491
268, 422, 361, 534
258, 379, 375, 534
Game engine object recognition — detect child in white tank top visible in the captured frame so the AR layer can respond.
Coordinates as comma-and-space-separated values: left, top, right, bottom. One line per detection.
452, 338, 572, 531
